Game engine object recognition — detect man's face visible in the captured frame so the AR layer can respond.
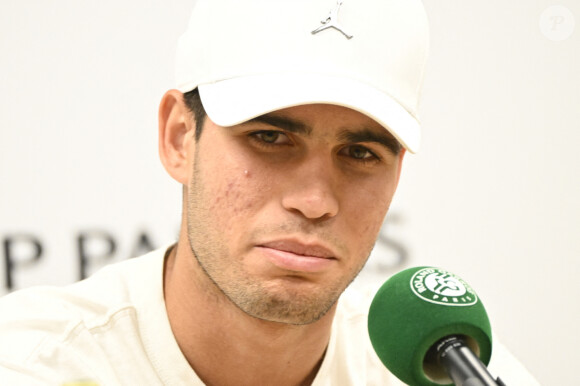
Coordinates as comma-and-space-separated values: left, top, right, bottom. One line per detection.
185, 103, 404, 325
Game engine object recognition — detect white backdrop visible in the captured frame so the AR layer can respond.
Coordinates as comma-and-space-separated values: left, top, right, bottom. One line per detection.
1, 1, 578, 385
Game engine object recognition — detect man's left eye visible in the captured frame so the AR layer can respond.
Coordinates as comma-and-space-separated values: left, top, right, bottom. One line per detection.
342, 145, 377, 161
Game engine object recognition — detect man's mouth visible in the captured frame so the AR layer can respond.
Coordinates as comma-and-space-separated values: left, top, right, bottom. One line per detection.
256, 239, 337, 273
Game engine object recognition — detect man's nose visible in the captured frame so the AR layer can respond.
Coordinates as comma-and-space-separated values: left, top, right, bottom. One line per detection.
281, 156, 339, 221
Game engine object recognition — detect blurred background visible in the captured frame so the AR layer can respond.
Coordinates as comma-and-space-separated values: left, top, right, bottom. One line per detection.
1, 1, 577, 384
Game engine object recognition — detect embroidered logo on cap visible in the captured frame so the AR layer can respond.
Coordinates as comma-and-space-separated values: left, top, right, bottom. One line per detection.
311, 0, 353, 39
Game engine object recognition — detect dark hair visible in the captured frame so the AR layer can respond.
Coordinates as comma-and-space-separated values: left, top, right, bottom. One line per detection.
183, 88, 207, 141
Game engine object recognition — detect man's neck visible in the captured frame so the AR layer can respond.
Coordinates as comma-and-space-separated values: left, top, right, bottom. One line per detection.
163, 241, 336, 386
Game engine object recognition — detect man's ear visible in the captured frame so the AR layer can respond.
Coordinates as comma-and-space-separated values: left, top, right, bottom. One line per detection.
158, 89, 195, 185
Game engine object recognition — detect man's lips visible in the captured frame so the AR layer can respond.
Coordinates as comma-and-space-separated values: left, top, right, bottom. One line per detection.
260, 240, 336, 259
256, 240, 337, 273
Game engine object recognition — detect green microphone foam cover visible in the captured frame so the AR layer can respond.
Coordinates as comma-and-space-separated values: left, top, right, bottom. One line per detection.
368, 267, 492, 386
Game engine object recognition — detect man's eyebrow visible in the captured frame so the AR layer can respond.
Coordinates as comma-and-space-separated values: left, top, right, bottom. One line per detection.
242, 114, 312, 135
242, 115, 402, 154
338, 128, 403, 155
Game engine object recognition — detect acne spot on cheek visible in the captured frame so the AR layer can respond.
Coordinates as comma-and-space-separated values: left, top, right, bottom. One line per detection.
243, 199, 255, 211
210, 173, 258, 220
224, 181, 240, 199
210, 181, 237, 211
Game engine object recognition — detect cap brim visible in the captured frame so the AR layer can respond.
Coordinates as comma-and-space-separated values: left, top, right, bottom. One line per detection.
196, 73, 421, 153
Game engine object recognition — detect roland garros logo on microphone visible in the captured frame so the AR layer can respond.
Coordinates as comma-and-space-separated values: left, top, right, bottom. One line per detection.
410, 268, 478, 306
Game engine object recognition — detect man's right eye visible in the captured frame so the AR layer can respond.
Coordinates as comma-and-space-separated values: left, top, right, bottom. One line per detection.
251, 131, 291, 145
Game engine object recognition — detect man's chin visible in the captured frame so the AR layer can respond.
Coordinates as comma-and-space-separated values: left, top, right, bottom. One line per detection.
234, 288, 341, 326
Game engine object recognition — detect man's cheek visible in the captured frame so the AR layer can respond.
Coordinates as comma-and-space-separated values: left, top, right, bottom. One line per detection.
209, 178, 260, 225
349, 200, 389, 244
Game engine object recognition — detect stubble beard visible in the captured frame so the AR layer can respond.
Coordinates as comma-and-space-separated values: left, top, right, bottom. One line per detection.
185, 153, 373, 325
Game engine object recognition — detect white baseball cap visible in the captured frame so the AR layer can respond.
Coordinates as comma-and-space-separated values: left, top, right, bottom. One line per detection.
176, 0, 429, 153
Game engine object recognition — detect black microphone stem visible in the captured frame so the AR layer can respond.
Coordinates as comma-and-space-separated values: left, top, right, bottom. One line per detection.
436, 336, 505, 386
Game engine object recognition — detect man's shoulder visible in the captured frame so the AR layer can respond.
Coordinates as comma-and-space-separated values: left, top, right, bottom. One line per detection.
0, 247, 168, 367
0, 246, 166, 321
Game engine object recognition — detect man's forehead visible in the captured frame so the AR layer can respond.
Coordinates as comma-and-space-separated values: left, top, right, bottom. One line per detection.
247, 104, 387, 131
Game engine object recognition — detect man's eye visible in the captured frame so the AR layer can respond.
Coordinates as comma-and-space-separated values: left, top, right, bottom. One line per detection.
343, 145, 377, 161
252, 131, 290, 145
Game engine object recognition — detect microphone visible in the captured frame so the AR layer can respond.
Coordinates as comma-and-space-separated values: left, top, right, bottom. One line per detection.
368, 266, 506, 386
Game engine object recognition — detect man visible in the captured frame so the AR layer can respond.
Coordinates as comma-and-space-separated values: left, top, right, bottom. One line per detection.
0, 0, 538, 385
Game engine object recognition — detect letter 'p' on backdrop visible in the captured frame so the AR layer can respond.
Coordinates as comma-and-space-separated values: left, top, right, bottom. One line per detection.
0, 1, 577, 384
